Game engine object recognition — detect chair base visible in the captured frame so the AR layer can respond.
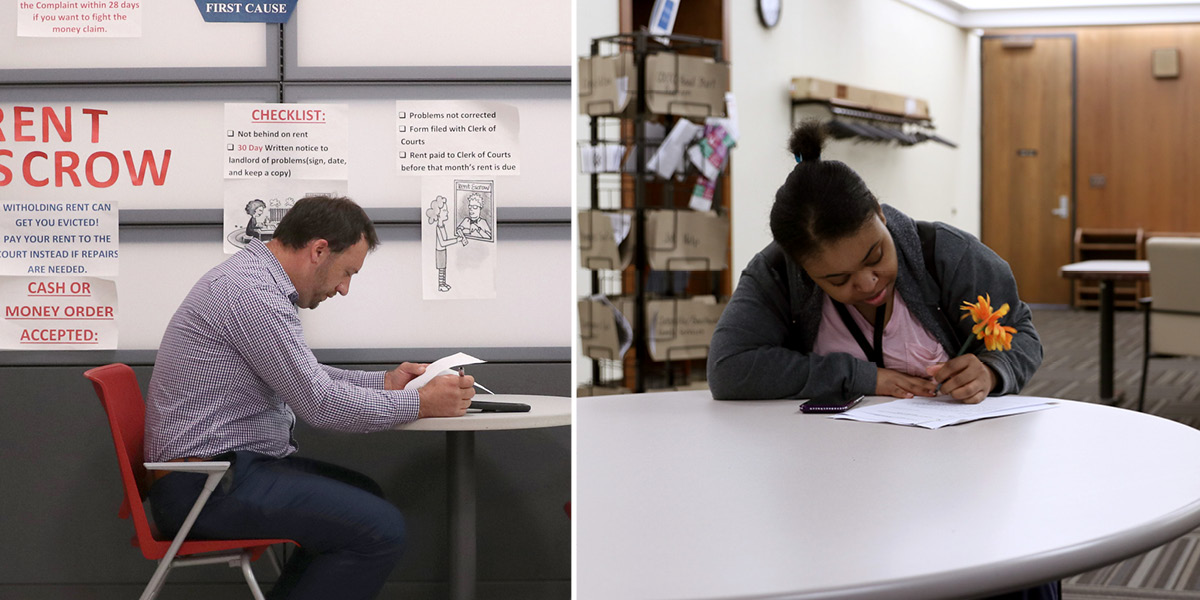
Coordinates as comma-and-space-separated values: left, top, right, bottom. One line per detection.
142, 550, 266, 600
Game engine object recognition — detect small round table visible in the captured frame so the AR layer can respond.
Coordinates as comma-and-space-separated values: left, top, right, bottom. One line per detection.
393, 394, 570, 600
1059, 259, 1151, 403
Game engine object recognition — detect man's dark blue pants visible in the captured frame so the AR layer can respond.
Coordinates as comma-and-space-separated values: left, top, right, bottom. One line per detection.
149, 451, 405, 600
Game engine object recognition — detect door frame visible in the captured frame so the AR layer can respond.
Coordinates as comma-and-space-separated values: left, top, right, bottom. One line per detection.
980, 32, 1078, 306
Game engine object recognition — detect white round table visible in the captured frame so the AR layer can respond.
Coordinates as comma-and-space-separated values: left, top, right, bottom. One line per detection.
393, 394, 570, 600
577, 390, 1200, 600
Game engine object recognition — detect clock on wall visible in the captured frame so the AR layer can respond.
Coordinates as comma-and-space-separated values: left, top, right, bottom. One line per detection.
758, 0, 781, 29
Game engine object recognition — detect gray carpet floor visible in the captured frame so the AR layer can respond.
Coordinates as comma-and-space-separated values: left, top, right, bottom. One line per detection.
1025, 308, 1200, 420
1027, 308, 1200, 599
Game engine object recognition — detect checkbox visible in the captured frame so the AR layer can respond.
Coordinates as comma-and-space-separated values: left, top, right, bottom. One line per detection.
397, 112, 406, 119
227, 143, 235, 151
397, 125, 407, 133
398, 151, 407, 159
227, 130, 235, 137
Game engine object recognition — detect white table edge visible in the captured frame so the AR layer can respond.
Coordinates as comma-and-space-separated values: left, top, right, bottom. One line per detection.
391, 394, 571, 431
601, 494, 1200, 600
1059, 260, 1150, 273
639, 484, 1200, 600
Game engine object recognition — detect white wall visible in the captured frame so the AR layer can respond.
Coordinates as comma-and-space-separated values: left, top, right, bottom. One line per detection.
728, 0, 981, 277
295, 0, 571, 68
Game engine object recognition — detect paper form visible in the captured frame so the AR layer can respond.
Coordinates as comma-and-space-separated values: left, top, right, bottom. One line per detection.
404, 352, 487, 391
831, 395, 1058, 429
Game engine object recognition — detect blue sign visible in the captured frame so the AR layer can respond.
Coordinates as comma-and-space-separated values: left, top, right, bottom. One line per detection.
655, 1, 675, 30
193, 1, 298, 24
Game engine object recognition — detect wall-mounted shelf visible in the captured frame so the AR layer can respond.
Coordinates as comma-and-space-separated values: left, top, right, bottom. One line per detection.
789, 76, 956, 148
792, 101, 958, 147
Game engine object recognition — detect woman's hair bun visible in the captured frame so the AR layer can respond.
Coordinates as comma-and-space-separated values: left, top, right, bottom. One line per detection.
788, 119, 826, 163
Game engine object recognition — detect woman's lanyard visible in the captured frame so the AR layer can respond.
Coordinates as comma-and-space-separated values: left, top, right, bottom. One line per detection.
832, 301, 886, 368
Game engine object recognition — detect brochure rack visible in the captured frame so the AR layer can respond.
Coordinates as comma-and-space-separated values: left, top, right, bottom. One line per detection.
578, 31, 731, 394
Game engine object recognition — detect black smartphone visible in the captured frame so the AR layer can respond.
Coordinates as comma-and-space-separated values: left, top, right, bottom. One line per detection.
799, 394, 865, 414
469, 400, 531, 413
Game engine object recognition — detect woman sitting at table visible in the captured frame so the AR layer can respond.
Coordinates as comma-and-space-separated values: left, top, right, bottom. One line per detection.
708, 120, 1056, 600
708, 120, 1043, 406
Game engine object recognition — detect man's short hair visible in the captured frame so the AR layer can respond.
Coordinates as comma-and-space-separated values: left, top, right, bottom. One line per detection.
272, 196, 379, 253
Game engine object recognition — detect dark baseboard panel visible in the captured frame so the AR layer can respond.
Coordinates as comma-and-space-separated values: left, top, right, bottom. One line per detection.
0, 580, 571, 600
0, 346, 570, 368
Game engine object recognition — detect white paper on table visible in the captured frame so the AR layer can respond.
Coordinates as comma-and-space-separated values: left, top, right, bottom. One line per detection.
403, 352, 486, 390
831, 395, 1059, 429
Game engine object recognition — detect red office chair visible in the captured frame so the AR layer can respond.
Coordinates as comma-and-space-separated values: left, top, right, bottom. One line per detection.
84, 363, 296, 600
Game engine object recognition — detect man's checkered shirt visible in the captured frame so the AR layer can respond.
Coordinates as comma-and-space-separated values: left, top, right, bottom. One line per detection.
145, 239, 419, 462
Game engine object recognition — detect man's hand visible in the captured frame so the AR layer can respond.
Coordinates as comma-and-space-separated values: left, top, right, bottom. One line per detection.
385, 362, 427, 391
875, 367, 938, 399
927, 355, 997, 404
417, 372, 476, 417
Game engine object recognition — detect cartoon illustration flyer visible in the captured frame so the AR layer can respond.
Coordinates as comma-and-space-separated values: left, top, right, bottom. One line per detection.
0, 276, 117, 349
421, 178, 497, 300
222, 103, 349, 253
401, 101, 518, 301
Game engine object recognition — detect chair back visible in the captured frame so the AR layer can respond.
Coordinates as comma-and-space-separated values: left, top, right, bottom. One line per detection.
84, 363, 160, 558
1146, 237, 1200, 356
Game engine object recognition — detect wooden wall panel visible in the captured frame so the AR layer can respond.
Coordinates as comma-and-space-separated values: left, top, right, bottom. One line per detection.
1076, 25, 1200, 232
994, 24, 1200, 233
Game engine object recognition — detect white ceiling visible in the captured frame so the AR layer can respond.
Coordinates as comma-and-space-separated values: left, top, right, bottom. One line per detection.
897, 0, 1200, 27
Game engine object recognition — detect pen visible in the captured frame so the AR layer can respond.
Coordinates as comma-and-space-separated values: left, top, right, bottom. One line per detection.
458, 367, 495, 395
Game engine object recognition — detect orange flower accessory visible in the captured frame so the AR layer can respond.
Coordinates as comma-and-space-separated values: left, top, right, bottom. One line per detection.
960, 294, 1018, 352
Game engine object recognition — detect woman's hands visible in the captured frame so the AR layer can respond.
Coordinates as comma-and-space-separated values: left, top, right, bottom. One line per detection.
926, 354, 997, 404
875, 367, 937, 399
875, 355, 998, 404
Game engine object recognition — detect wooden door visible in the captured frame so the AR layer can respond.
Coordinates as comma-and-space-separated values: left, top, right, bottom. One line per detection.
981, 36, 1074, 304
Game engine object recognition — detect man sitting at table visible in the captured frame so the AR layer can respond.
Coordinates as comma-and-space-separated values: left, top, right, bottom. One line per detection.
145, 195, 476, 600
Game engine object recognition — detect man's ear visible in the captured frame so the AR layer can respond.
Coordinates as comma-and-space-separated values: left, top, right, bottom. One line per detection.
308, 239, 331, 264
